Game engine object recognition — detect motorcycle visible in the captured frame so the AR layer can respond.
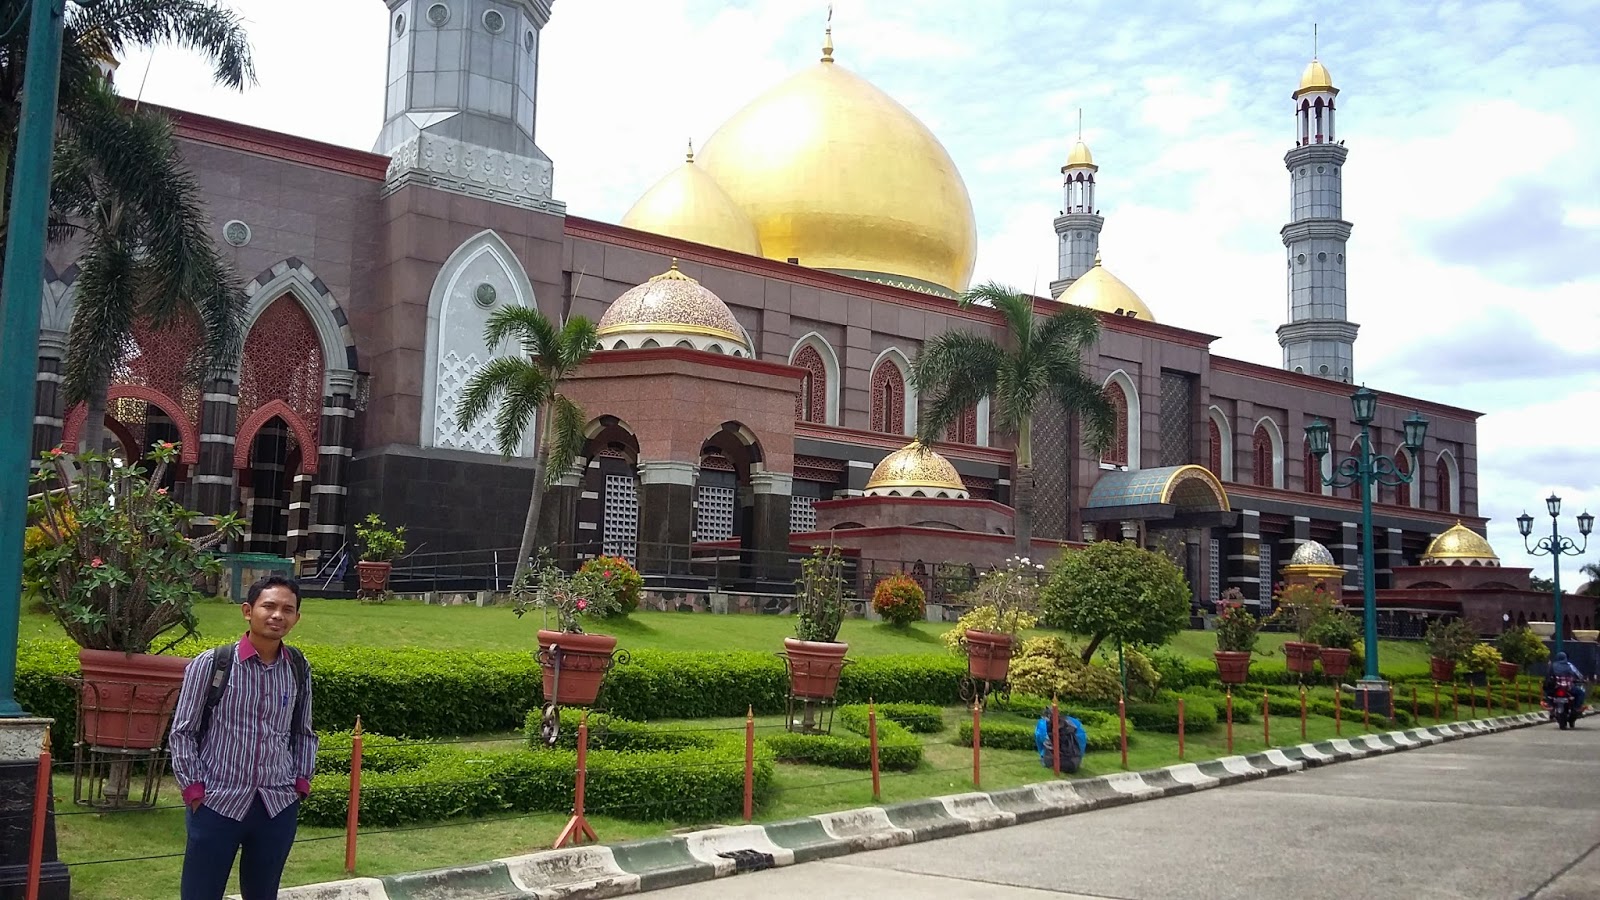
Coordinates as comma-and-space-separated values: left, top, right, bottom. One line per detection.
1547, 675, 1582, 730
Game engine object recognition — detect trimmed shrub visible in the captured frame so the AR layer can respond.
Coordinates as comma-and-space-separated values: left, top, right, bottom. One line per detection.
764, 704, 922, 770
526, 709, 721, 752
957, 719, 1035, 752
871, 702, 945, 733
983, 694, 1126, 752
871, 574, 926, 627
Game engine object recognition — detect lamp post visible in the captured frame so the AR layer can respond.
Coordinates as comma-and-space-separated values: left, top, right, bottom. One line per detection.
1306, 386, 1428, 693
1516, 497, 1593, 659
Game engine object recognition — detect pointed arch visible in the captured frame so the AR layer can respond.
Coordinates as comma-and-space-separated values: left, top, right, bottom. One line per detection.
234, 399, 319, 475
60, 384, 200, 464
1101, 370, 1140, 470
1252, 416, 1284, 488
1435, 450, 1460, 514
1396, 447, 1416, 508
787, 335, 838, 426
1206, 406, 1232, 481
422, 230, 538, 454
242, 259, 358, 390
869, 348, 915, 436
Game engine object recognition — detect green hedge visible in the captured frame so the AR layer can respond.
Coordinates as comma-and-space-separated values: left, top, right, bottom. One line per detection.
871, 702, 946, 733
980, 695, 1126, 752
764, 704, 923, 771
526, 709, 721, 752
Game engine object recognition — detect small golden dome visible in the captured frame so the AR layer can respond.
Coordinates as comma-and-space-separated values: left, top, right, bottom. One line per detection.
1288, 540, 1336, 567
864, 442, 969, 499
1421, 522, 1501, 567
1295, 58, 1337, 98
620, 149, 763, 257
1063, 140, 1096, 171
1055, 254, 1156, 322
596, 262, 752, 355
695, 44, 977, 296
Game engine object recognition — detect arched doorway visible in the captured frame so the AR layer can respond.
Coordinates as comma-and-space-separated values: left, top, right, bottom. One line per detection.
238, 417, 301, 555
577, 416, 641, 563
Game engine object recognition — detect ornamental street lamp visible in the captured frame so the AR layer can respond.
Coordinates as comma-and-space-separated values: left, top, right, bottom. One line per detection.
1516, 496, 1593, 659
1306, 387, 1429, 696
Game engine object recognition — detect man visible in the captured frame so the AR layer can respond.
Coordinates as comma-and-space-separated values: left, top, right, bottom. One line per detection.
168, 574, 318, 900
1545, 651, 1587, 705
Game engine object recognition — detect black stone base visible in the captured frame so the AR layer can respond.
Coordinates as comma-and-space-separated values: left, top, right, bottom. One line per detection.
347, 446, 540, 556
1351, 681, 1394, 719
0, 760, 69, 900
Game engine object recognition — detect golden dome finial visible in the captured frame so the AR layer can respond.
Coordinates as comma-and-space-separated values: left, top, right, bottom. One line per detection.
686, 139, 694, 163
822, 4, 834, 62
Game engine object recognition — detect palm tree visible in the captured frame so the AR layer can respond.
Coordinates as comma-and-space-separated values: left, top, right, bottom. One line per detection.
1579, 562, 1600, 598
457, 305, 599, 585
912, 282, 1115, 554
51, 81, 248, 456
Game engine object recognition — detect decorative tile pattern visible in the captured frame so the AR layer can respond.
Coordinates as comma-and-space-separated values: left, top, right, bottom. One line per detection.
1031, 400, 1068, 539
434, 351, 503, 454
945, 405, 978, 445
789, 495, 817, 533
1209, 538, 1221, 602
603, 474, 638, 561
238, 296, 324, 443
1102, 383, 1128, 467
595, 264, 746, 346
1208, 419, 1223, 477
869, 361, 905, 435
1253, 426, 1272, 487
1259, 542, 1274, 599
792, 344, 827, 422
695, 484, 736, 542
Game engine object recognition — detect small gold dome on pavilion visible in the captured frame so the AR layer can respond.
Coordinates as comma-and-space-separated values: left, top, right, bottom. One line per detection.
1055, 254, 1156, 323
1063, 139, 1096, 171
620, 144, 763, 257
1421, 522, 1500, 567
1288, 540, 1336, 567
864, 442, 969, 499
596, 262, 751, 356
1295, 58, 1337, 98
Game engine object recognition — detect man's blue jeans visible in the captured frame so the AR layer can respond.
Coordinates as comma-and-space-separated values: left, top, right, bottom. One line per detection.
181, 797, 300, 900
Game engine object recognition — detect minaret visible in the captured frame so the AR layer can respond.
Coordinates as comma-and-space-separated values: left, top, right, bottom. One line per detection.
1049, 112, 1103, 297
375, 0, 562, 213
1277, 52, 1357, 381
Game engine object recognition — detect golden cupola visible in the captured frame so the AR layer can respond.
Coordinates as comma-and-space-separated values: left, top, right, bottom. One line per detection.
690, 27, 978, 297
596, 261, 752, 356
864, 442, 969, 499
1295, 58, 1337, 98
620, 142, 762, 257
1055, 253, 1156, 322
1064, 139, 1097, 171
1420, 523, 1501, 567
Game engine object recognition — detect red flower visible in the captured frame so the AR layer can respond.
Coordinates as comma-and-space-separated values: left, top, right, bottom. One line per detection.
90, 558, 103, 568
156, 488, 168, 495
48, 447, 63, 457
603, 570, 613, 580
575, 599, 588, 611
160, 441, 175, 450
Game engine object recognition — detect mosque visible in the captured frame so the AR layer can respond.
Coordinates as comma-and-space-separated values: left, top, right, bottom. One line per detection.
31, 1, 1516, 616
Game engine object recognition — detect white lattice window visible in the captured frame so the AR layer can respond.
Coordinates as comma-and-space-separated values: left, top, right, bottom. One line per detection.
790, 496, 817, 533
602, 474, 637, 561
1258, 544, 1273, 605
695, 485, 736, 542
434, 351, 521, 454
1209, 538, 1221, 602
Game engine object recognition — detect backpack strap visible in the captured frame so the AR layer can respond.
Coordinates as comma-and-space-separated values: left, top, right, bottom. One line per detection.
284, 645, 310, 751
195, 643, 237, 750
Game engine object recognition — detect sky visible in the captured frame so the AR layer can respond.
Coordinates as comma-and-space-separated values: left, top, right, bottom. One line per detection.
114, 0, 1600, 581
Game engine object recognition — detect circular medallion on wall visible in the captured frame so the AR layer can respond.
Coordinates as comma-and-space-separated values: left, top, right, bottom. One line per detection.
525, 30, 535, 52
223, 220, 251, 247
482, 9, 505, 33
1317, 251, 1327, 262
394, 13, 406, 37
426, 3, 450, 27
1296, 253, 1306, 264
474, 282, 498, 308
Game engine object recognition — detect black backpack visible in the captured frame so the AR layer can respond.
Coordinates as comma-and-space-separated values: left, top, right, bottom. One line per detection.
194, 643, 311, 751
1046, 712, 1083, 774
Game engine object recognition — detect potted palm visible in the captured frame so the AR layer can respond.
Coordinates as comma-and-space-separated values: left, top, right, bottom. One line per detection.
23, 444, 243, 750
1424, 618, 1475, 682
784, 547, 850, 703
1213, 590, 1259, 685
956, 555, 1044, 684
513, 551, 621, 706
1271, 582, 1334, 676
1494, 625, 1549, 679
354, 513, 406, 594
1308, 606, 1360, 678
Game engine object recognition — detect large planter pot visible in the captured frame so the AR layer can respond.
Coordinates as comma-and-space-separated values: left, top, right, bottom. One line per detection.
356, 561, 392, 593
537, 630, 618, 707
77, 649, 190, 751
1318, 647, 1353, 678
782, 638, 849, 700
1497, 660, 1521, 680
1213, 650, 1252, 685
1529, 621, 1556, 638
1429, 656, 1457, 682
964, 630, 1015, 683
1282, 641, 1322, 676
1575, 630, 1599, 642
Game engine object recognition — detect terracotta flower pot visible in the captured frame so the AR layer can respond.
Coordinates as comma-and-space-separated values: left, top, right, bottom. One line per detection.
1429, 656, 1457, 682
76, 649, 190, 751
1214, 650, 1252, 685
537, 630, 618, 706
356, 561, 392, 593
965, 630, 1015, 683
1318, 647, 1352, 678
1497, 660, 1520, 680
1283, 641, 1322, 676
783, 638, 850, 700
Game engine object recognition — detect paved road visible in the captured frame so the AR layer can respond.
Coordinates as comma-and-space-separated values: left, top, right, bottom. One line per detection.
652, 722, 1600, 899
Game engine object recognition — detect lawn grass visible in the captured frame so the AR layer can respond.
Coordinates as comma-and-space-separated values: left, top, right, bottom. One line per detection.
54, 685, 1532, 898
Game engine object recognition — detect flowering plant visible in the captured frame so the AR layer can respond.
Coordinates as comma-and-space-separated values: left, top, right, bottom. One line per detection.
1269, 582, 1339, 642
1495, 625, 1550, 666
1463, 641, 1503, 675
354, 513, 406, 563
577, 555, 643, 617
871, 574, 926, 627
24, 444, 243, 654
941, 556, 1044, 651
1214, 591, 1261, 653
510, 550, 618, 633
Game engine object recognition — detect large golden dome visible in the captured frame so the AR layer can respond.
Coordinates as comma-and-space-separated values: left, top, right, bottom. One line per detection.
596, 262, 752, 356
620, 145, 762, 257
864, 442, 969, 499
1295, 59, 1337, 98
1421, 522, 1500, 567
693, 34, 977, 297
1055, 254, 1156, 322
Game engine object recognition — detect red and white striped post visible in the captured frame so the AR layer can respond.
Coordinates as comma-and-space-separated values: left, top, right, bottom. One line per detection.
743, 706, 755, 823
25, 729, 49, 900
344, 717, 364, 875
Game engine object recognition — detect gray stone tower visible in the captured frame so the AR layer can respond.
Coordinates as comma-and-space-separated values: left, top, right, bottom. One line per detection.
1277, 58, 1356, 381
1048, 136, 1102, 297
375, 0, 562, 213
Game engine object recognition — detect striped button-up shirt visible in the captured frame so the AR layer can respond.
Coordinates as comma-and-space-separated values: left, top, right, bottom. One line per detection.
168, 636, 319, 821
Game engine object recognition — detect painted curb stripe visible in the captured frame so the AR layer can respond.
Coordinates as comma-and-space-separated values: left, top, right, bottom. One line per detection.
499, 846, 639, 898
882, 797, 972, 841
610, 837, 713, 893
764, 817, 849, 864
381, 861, 523, 900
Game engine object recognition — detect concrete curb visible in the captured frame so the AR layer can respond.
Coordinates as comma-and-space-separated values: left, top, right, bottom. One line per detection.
266, 711, 1548, 900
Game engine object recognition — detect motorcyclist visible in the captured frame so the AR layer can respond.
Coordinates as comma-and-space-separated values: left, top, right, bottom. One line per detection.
1544, 652, 1587, 709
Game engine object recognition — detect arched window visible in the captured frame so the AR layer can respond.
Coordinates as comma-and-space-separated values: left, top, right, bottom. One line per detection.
1436, 457, 1453, 513
945, 406, 978, 445
1207, 418, 1222, 477
1102, 382, 1129, 467
1253, 425, 1273, 487
1348, 437, 1363, 501
1396, 450, 1412, 507
792, 344, 827, 423
870, 359, 906, 435
1304, 442, 1319, 494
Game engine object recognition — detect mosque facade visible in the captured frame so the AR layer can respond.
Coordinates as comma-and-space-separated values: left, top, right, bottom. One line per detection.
32, 0, 1489, 609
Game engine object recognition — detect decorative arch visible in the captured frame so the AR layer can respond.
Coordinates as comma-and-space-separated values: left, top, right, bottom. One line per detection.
788, 334, 839, 425
1435, 450, 1460, 514
1396, 448, 1417, 508
422, 230, 538, 454
1101, 370, 1141, 470
234, 400, 319, 475
242, 259, 358, 385
869, 349, 915, 436
237, 295, 324, 452
1251, 417, 1284, 488
61, 384, 200, 464
1206, 406, 1232, 481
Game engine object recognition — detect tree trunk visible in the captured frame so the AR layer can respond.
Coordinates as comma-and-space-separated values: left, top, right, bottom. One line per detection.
79, 371, 111, 459
512, 405, 551, 587
1013, 466, 1035, 556
1080, 631, 1107, 664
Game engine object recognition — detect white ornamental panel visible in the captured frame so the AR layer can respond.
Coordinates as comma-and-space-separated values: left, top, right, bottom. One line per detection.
602, 474, 637, 561
790, 496, 817, 534
695, 485, 736, 543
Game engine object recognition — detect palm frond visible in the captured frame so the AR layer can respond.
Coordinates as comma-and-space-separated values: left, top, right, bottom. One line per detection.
483, 304, 558, 357
457, 355, 548, 433
67, 0, 255, 90
910, 330, 1002, 444
63, 241, 137, 405
960, 281, 1036, 349
1051, 368, 1116, 455
491, 366, 542, 459
543, 393, 587, 485
555, 316, 599, 374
